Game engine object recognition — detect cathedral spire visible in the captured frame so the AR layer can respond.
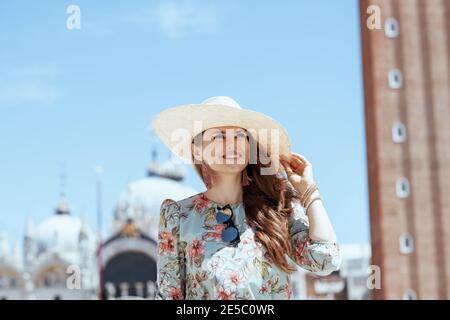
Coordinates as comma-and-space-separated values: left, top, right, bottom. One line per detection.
79, 214, 88, 240
55, 163, 70, 215
25, 217, 33, 238
147, 129, 161, 177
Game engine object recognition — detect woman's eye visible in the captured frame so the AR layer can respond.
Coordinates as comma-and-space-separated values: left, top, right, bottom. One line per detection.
213, 134, 224, 140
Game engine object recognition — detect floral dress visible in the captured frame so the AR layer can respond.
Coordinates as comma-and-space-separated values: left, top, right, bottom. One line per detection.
156, 192, 340, 300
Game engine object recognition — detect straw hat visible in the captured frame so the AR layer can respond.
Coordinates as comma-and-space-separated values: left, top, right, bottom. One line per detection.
152, 96, 292, 173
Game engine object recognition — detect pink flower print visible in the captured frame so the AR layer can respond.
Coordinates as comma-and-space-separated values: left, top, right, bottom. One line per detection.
212, 224, 226, 232
187, 273, 199, 289
222, 269, 245, 293
294, 238, 308, 265
188, 238, 205, 267
211, 224, 226, 240
259, 285, 269, 295
169, 287, 183, 300
193, 193, 210, 212
158, 231, 175, 255
202, 224, 226, 242
229, 272, 240, 286
217, 287, 236, 300
285, 283, 293, 299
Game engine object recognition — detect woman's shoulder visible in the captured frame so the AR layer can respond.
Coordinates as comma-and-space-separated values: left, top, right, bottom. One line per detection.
159, 193, 204, 230
160, 192, 205, 214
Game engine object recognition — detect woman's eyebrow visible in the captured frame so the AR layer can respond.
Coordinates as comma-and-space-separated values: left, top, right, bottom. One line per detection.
222, 128, 246, 133
207, 128, 246, 135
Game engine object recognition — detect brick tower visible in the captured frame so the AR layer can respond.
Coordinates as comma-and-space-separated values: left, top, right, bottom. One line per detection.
360, 0, 450, 299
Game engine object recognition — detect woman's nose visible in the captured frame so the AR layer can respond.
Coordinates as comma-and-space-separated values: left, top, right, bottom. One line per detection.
225, 143, 237, 154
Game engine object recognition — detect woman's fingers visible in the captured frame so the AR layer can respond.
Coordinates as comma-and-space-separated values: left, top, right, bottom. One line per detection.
280, 159, 289, 170
280, 159, 293, 177
282, 153, 315, 184
282, 159, 304, 179
290, 153, 304, 165
281, 153, 311, 176
290, 158, 303, 170
291, 152, 311, 166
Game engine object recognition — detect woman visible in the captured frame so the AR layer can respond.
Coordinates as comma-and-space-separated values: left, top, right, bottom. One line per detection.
152, 96, 340, 300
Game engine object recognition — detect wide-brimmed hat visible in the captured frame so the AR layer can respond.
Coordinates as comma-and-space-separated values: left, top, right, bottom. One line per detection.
152, 96, 292, 173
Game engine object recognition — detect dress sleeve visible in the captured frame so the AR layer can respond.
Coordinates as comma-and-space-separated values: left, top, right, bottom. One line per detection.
155, 198, 186, 300
288, 201, 341, 276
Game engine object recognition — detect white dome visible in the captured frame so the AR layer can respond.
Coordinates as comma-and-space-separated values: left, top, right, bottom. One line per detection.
34, 214, 94, 254
116, 176, 197, 220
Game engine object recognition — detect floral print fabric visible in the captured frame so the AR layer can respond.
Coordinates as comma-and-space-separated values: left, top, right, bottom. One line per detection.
156, 192, 340, 300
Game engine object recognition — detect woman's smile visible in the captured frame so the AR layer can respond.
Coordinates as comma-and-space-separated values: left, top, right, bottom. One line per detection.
223, 154, 242, 159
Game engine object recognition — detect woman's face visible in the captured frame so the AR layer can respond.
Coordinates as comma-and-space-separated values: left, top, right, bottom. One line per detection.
192, 126, 250, 174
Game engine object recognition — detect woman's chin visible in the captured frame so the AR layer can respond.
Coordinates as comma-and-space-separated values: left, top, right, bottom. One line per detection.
213, 163, 247, 173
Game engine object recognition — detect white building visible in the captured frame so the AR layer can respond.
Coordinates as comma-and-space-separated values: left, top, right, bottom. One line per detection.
0, 198, 97, 300
99, 156, 197, 299
0, 153, 197, 300
338, 243, 372, 300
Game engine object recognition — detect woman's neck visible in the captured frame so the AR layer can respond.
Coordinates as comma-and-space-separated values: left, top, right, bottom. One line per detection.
203, 172, 243, 206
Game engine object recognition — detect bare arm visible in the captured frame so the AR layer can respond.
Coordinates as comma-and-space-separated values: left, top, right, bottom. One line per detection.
304, 188, 337, 243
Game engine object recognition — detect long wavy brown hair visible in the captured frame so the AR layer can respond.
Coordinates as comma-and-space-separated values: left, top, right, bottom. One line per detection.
192, 132, 301, 273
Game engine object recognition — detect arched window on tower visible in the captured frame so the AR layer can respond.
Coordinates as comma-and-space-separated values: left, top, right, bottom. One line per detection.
389, 69, 403, 89
392, 122, 407, 143
396, 177, 410, 198
399, 233, 414, 254
403, 289, 417, 300
385, 17, 400, 38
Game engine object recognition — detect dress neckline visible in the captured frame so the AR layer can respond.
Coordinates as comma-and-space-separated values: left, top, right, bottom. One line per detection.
200, 192, 244, 208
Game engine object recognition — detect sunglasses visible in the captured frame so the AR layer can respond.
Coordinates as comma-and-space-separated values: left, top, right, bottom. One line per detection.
215, 204, 241, 245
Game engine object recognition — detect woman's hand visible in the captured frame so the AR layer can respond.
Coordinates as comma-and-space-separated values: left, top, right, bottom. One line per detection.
280, 153, 315, 192
281, 153, 337, 243
281, 153, 337, 244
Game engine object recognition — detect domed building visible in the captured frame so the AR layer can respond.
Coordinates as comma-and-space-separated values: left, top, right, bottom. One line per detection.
0, 235, 24, 300
0, 149, 197, 300
25, 198, 97, 300
99, 155, 197, 299
0, 196, 98, 300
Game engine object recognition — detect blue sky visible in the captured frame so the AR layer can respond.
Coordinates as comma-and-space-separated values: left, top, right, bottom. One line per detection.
0, 0, 369, 250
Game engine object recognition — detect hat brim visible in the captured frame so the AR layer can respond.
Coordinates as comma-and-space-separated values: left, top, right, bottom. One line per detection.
152, 104, 292, 174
